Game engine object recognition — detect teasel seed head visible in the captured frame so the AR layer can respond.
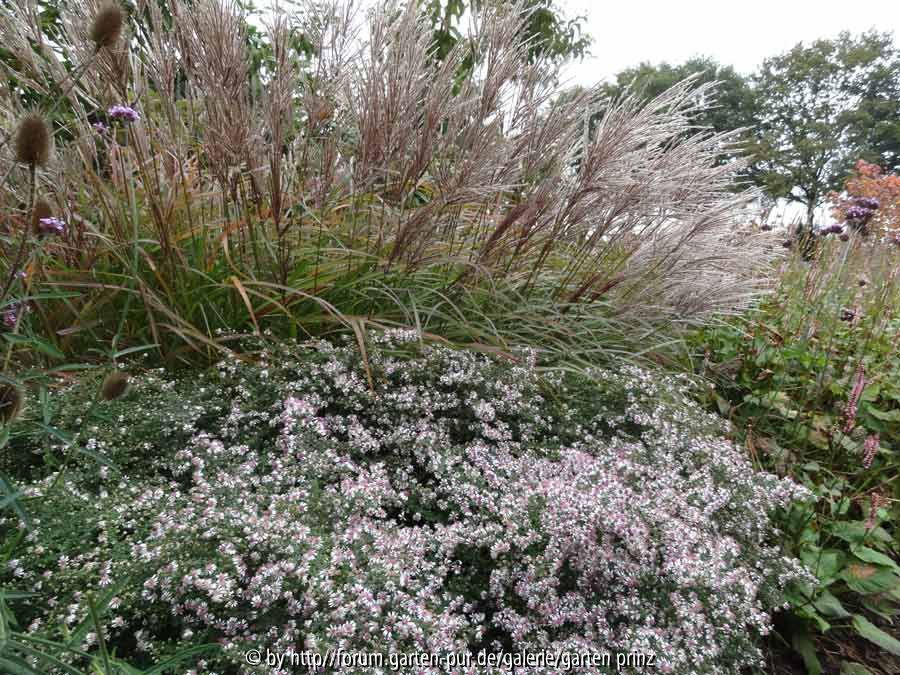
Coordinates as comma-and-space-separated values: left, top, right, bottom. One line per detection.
0, 383, 24, 425
31, 198, 54, 235
14, 113, 51, 167
101, 371, 130, 401
90, 3, 124, 49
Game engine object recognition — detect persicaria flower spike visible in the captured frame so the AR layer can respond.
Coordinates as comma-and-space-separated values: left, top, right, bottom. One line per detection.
862, 433, 879, 469
865, 493, 886, 530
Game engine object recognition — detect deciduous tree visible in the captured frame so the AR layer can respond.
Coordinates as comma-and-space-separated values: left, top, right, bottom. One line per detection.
749, 31, 900, 232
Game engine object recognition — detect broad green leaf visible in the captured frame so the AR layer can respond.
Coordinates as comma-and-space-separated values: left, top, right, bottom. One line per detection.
852, 614, 900, 656
813, 590, 851, 619
841, 566, 900, 595
801, 548, 844, 583
830, 521, 892, 546
792, 628, 823, 675
851, 545, 900, 574
863, 405, 900, 422
840, 662, 874, 675
860, 384, 880, 402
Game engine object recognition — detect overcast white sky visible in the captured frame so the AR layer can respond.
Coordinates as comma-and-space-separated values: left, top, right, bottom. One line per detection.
559, 0, 900, 88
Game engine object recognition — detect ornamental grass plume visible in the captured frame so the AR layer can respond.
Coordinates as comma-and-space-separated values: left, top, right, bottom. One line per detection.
0, 383, 24, 424
100, 371, 129, 400
14, 113, 50, 167
90, 3, 124, 49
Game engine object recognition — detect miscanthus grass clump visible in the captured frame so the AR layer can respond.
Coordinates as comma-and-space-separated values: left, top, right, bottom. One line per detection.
3, 331, 813, 674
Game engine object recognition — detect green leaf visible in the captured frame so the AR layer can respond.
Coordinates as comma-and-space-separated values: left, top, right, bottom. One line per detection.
851, 545, 900, 574
813, 590, 851, 619
0, 474, 31, 530
841, 566, 900, 595
801, 548, 844, 584
852, 614, 900, 656
1, 333, 65, 361
143, 643, 222, 674
792, 628, 823, 675
112, 343, 159, 359
862, 404, 900, 422
830, 521, 892, 546
0, 654, 46, 675
840, 662, 874, 675
860, 384, 880, 402
5, 639, 85, 675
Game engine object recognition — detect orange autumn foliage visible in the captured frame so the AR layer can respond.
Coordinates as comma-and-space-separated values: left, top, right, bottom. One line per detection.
830, 160, 900, 235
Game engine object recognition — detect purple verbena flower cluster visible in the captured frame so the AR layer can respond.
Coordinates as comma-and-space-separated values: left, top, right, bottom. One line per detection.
108, 105, 140, 122
843, 196, 880, 231
1, 302, 31, 329
38, 216, 66, 236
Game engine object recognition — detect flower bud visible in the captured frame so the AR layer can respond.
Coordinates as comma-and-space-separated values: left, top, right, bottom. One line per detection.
90, 4, 124, 49
101, 371, 130, 401
14, 113, 51, 167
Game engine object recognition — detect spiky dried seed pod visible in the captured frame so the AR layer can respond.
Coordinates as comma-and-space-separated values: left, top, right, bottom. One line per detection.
90, 3, 124, 49
14, 114, 50, 167
0, 384, 24, 424
31, 198, 53, 235
101, 371, 130, 400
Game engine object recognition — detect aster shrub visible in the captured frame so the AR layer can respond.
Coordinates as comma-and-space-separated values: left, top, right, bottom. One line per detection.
2, 330, 812, 673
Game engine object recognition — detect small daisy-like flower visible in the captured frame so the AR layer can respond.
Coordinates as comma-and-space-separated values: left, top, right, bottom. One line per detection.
108, 105, 140, 122
93, 121, 110, 134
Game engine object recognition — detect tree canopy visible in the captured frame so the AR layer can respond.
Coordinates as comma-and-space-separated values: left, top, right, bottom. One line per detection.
748, 31, 900, 230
